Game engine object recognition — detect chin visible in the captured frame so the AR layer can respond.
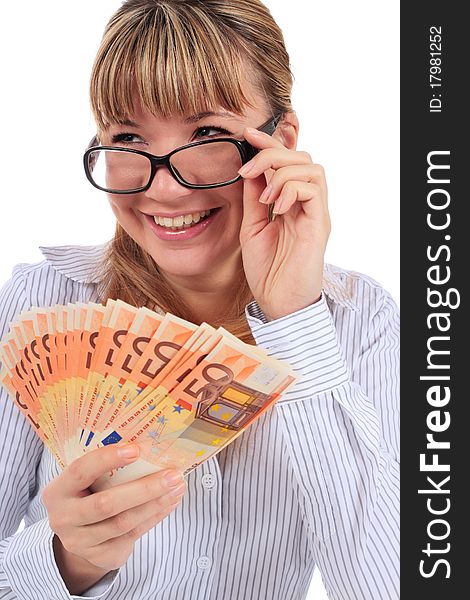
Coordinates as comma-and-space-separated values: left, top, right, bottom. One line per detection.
144, 247, 221, 277
156, 262, 208, 278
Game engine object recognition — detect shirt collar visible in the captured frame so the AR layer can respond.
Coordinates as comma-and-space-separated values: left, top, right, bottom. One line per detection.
39, 243, 110, 284
39, 244, 360, 311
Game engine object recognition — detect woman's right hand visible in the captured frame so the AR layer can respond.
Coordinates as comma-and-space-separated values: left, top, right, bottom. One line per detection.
42, 444, 186, 594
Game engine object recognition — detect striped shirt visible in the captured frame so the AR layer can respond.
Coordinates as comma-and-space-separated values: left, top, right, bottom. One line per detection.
0, 244, 400, 600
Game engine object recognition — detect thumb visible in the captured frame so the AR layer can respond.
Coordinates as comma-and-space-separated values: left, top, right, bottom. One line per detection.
58, 443, 140, 496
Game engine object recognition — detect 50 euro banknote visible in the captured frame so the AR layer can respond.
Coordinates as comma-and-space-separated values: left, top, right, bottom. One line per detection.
0, 299, 299, 490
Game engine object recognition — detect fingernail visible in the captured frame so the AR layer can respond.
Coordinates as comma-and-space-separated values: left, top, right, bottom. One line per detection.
259, 184, 273, 203
246, 127, 262, 136
164, 470, 184, 487
117, 444, 140, 459
238, 160, 255, 176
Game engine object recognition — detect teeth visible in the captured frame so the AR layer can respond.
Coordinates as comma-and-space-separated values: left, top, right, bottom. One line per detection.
173, 215, 185, 227
153, 209, 212, 229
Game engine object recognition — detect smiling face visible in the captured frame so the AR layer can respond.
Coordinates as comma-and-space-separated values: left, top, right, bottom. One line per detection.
100, 90, 272, 287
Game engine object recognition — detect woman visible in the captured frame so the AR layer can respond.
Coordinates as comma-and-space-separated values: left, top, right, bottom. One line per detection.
0, 1, 399, 599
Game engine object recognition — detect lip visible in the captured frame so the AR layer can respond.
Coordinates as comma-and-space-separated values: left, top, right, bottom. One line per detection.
143, 207, 222, 241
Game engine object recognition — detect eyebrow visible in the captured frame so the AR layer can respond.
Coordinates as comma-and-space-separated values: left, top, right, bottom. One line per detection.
114, 112, 240, 128
115, 119, 142, 128
183, 111, 241, 123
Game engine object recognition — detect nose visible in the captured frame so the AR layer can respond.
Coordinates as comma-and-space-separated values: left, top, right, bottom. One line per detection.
143, 160, 193, 204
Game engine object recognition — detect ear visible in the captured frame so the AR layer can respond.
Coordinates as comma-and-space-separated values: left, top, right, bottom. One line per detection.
273, 110, 299, 150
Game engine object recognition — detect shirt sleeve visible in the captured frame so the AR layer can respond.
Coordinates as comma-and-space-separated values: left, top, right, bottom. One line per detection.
0, 264, 119, 599
245, 286, 400, 600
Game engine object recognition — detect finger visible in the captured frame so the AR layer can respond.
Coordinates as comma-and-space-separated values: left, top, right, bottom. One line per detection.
74, 469, 185, 526
272, 181, 327, 216
258, 164, 326, 205
239, 173, 271, 242
80, 481, 186, 546
83, 499, 183, 570
238, 147, 313, 180
127, 497, 182, 539
54, 444, 141, 498
242, 126, 289, 151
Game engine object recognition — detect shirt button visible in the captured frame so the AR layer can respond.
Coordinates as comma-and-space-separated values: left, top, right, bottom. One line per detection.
201, 473, 216, 489
196, 556, 212, 570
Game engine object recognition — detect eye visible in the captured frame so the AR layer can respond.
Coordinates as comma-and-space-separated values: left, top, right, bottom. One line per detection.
194, 125, 232, 139
109, 126, 233, 147
111, 133, 143, 145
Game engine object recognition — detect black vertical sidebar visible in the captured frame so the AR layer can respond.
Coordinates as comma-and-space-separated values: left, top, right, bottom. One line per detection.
401, 3, 467, 598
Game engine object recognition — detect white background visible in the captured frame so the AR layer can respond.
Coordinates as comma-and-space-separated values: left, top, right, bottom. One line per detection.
2, 2, 399, 598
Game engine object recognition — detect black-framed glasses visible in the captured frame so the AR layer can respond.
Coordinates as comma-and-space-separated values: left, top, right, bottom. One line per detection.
83, 113, 283, 194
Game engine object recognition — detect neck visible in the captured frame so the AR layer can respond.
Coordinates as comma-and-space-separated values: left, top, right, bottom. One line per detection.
160, 253, 246, 324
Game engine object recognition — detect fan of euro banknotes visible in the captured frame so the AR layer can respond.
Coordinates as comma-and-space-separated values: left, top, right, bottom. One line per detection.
0, 299, 297, 490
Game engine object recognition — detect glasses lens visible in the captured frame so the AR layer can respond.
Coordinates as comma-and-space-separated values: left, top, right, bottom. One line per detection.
87, 149, 151, 192
170, 141, 242, 186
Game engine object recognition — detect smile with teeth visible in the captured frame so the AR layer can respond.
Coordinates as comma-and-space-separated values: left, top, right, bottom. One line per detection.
153, 209, 214, 230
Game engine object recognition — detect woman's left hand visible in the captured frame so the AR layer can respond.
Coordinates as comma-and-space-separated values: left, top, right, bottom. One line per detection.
238, 127, 330, 321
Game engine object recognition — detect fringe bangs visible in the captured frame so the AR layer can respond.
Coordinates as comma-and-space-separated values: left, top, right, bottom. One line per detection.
90, 4, 256, 132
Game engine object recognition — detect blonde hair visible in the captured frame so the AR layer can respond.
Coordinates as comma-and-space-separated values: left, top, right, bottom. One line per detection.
90, 0, 294, 343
